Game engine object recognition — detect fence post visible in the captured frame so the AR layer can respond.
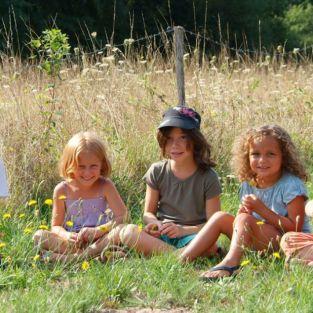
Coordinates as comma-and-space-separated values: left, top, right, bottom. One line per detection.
174, 26, 185, 107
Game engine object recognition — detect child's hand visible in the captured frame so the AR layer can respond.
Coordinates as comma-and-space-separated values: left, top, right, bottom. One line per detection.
145, 222, 162, 237
237, 204, 252, 215
160, 222, 183, 238
241, 194, 265, 213
78, 227, 101, 243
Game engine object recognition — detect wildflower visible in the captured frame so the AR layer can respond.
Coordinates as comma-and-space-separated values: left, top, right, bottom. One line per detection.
39, 225, 49, 230
91, 32, 97, 38
136, 224, 143, 234
58, 195, 66, 200
28, 200, 37, 206
32, 263, 37, 268
66, 221, 74, 228
44, 199, 53, 206
273, 252, 281, 259
19, 213, 26, 218
240, 259, 250, 267
0, 243, 6, 249
3, 213, 11, 219
24, 227, 33, 234
33, 254, 40, 261
256, 221, 265, 225
99, 224, 110, 232
81, 260, 90, 271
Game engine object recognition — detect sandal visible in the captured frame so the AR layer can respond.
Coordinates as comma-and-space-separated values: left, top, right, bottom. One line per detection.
100, 245, 128, 263
200, 265, 240, 282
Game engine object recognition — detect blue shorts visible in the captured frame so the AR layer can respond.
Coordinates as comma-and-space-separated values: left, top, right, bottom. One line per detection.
160, 233, 197, 249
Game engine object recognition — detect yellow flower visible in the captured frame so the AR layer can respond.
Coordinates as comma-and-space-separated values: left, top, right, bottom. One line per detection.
24, 227, 33, 234
28, 200, 37, 206
256, 221, 265, 225
66, 221, 74, 228
44, 199, 53, 206
33, 254, 40, 261
240, 259, 250, 267
138, 223, 143, 233
58, 195, 66, 200
0, 242, 6, 248
32, 263, 37, 268
39, 225, 49, 230
81, 260, 90, 271
19, 213, 26, 218
99, 224, 110, 232
249, 180, 257, 187
273, 252, 281, 259
3, 213, 11, 219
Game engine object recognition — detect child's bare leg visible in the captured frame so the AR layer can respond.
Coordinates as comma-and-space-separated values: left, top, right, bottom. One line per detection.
33, 230, 77, 254
280, 232, 313, 264
119, 224, 174, 256
202, 213, 281, 279
179, 212, 235, 262
84, 224, 126, 257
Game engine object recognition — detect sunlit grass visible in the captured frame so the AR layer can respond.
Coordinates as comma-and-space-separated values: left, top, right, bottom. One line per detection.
1, 53, 313, 311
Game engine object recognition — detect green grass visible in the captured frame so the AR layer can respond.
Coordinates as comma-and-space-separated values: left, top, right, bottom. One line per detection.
2, 49, 313, 311
1, 186, 313, 312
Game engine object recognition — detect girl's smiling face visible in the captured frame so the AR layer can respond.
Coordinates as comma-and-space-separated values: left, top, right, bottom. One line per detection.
249, 135, 283, 187
73, 151, 102, 187
165, 127, 194, 163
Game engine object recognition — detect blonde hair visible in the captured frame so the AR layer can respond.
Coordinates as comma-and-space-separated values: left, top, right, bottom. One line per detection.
59, 132, 111, 180
231, 124, 308, 182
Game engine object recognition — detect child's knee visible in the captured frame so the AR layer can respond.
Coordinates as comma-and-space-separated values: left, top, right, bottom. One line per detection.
234, 213, 255, 229
211, 211, 233, 222
119, 224, 140, 245
280, 232, 296, 251
33, 229, 49, 247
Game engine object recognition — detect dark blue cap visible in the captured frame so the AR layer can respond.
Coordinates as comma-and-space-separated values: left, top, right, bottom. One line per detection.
158, 106, 201, 129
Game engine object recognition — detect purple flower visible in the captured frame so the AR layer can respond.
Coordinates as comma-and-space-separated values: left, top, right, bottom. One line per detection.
179, 107, 196, 118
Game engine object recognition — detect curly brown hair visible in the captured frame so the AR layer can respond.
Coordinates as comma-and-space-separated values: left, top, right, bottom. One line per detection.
157, 127, 216, 171
231, 124, 308, 182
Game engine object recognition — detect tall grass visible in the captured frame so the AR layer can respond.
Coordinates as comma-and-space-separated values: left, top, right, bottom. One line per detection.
1, 46, 313, 311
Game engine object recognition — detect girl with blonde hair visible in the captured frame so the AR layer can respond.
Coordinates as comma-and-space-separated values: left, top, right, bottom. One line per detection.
33, 132, 128, 262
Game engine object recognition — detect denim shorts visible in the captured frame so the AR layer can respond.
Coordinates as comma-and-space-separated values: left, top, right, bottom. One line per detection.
160, 233, 197, 249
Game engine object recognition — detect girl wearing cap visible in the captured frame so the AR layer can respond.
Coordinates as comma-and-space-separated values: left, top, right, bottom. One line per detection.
119, 106, 222, 256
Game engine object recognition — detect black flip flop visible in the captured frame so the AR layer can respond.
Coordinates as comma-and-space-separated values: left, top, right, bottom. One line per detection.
200, 265, 240, 282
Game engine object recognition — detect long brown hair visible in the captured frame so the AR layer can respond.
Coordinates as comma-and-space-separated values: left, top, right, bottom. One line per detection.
157, 127, 216, 171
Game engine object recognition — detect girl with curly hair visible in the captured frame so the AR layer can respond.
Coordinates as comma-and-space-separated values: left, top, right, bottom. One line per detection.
180, 124, 310, 280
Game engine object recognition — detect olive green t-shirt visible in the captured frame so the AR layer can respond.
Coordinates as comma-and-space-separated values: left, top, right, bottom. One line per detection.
143, 160, 222, 226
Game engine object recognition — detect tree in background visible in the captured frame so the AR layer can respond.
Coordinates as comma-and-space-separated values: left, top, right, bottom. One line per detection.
0, 0, 313, 55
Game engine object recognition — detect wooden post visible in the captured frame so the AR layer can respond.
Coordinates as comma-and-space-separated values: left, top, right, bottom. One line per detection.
174, 26, 185, 107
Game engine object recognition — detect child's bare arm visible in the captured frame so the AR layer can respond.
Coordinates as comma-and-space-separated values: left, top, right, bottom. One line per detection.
51, 183, 75, 240
103, 179, 128, 224
242, 194, 305, 232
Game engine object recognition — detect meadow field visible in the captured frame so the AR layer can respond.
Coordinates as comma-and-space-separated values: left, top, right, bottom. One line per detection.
1, 49, 313, 312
